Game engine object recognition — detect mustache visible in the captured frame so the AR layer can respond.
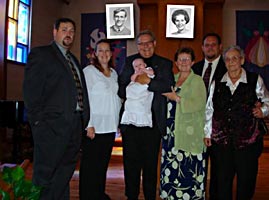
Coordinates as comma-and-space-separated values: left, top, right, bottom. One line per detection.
64, 36, 72, 40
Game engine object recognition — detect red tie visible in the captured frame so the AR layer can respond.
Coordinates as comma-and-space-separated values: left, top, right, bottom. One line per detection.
203, 63, 212, 90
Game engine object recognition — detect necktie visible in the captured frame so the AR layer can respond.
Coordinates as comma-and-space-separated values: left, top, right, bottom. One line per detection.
66, 52, 84, 110
203, 62, 212, 90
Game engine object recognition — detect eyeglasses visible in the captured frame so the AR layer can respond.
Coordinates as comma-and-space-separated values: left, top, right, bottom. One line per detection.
137, 40, 154, 46
178, 57, 192, 62
224, 55, 241, 63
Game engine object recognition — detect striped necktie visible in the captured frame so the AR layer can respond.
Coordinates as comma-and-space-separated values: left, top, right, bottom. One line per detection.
203, 62, 212, 90
66, 52, 84, 110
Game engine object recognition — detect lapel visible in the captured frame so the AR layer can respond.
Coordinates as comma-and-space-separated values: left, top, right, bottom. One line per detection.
196, 60, 205, 76
51, 42, 76, 80
212, 57, 226, 82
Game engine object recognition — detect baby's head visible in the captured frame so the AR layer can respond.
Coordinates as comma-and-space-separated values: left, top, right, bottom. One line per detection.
132, 58, 147, 73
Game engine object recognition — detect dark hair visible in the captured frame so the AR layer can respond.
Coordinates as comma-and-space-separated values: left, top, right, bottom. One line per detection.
202, 33, 222, 45
54, 18, 76, 31
171, 9, 190, 24
113, 8, 127, 18
136, 30, 156, 44
93, 39, 114, 72
174, 47, 195, 61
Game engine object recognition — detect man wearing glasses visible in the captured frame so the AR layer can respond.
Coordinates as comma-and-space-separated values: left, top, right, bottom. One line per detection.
118, 30, 174, 200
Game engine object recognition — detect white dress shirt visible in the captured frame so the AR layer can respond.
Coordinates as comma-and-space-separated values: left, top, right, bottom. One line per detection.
202, 56, 221, 88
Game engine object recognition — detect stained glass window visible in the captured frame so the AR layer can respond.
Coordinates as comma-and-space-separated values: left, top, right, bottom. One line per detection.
6, 0, 31, 64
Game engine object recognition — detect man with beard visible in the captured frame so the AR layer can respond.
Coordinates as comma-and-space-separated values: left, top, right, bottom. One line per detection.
23, 18, 89, 200
110, 8, 131, 36
192, 33, 227, 200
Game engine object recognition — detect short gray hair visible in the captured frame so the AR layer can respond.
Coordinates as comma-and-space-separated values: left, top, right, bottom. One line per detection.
222, 45, 245, 60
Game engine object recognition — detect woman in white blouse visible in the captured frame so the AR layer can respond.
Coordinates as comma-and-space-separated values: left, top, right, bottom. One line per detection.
79, 39, 121, 200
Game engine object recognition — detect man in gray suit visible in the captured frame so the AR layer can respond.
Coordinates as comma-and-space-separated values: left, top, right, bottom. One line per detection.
23, 18, 89, 200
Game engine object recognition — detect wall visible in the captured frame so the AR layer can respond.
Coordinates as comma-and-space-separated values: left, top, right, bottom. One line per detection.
0, 0, 7, 99
6, 0, 63, 100
61, 0, 139, 59
4, 0, 269, 100
5, 0, 139, 100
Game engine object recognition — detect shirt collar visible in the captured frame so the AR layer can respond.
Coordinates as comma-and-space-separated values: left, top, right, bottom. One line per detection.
112, 25, 124, 32
55, 42, 68, 57
221, 68, 247, 84
205, 55, 221, 68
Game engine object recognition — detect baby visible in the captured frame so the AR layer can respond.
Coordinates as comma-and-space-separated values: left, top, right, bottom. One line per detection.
120, 58, 155, 127
131, 58, 155, 82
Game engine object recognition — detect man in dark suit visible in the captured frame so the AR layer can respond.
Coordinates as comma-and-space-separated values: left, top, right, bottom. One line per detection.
118, 30, 174, 200
192, 33, 227, 200
23, 18, 89, 200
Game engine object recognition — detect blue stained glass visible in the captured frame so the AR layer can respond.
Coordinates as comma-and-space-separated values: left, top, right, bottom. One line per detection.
6, 0, 31, 63
16, 44, 27, 63
7, 19, 17, 61
20, 0, 31, 5
18, 3, 29, 45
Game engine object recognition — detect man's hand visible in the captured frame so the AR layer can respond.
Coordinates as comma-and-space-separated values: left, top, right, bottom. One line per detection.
135, 73, 151, 84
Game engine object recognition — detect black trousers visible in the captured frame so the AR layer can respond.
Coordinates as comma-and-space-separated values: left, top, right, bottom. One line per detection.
122, 125, 161, 200
204, 146, 218, 200
32, 112, 83, 200
210, 139, 263, 200
79, 132, 115, 200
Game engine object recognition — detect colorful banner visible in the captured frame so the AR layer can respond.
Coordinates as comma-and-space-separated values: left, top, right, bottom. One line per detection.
236, 11, 269, 89
81, 13, 127, 74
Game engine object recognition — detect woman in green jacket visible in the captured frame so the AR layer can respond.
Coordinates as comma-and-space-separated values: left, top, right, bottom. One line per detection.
160, 47, 207, 200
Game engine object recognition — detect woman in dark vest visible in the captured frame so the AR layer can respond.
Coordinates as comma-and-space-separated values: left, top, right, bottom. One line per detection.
204, 45, 269, 200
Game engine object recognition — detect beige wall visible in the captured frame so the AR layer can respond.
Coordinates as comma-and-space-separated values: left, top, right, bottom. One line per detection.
61, 0, 139, 58
6, 0, 139, 100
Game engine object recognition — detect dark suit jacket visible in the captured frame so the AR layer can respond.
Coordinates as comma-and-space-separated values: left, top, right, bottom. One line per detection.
192, 56, 227, 85
23, 41, 90, 164
118, 53, 174, 135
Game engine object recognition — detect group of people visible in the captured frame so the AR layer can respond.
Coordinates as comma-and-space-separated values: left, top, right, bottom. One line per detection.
23, 17, 269, 200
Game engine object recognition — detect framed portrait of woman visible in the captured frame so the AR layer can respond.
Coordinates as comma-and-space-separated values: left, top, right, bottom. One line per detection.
166, 5, 195, 38
106, 3, 134, 39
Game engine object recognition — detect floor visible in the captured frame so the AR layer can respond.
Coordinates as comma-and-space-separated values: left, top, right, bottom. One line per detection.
22, 141, 269, 200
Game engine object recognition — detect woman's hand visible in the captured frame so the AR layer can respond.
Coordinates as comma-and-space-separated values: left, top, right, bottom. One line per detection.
162, 86, 180, 102
86, 127, 95, 139
204, 138, 212, 147
253, 100, 264, 118
253, 107, 263, 118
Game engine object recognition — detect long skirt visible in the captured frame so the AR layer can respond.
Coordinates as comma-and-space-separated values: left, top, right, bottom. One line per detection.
160, 100, 206, 200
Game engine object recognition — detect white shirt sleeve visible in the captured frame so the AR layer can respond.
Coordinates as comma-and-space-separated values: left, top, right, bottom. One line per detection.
256, 75, 269, 117
204, 80, 215, 138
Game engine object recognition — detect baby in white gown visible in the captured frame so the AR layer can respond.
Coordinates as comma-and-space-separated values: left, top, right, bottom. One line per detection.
120, 58, 155, 127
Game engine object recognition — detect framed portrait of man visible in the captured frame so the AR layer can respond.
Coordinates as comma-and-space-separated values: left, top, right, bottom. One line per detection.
166, 5, 195, 38
106, 3, 134, 39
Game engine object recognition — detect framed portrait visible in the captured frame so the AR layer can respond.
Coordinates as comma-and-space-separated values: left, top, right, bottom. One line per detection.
106, 3, 134, 39
166, 5, 195, 38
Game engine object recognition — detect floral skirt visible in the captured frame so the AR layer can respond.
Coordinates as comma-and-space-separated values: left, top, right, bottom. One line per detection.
160, 100, 206, 200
